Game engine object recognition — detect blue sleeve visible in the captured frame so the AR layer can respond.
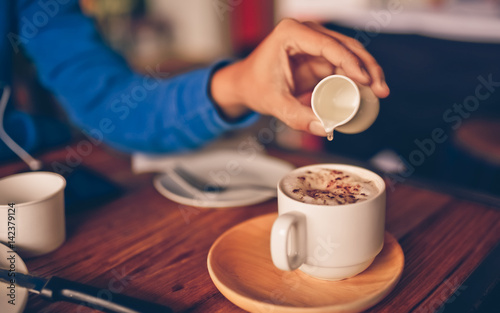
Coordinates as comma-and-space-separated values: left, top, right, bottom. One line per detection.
16, 0, 259, 154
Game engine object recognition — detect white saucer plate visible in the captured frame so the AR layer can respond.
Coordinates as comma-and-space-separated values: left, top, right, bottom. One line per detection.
153, 150, 294, 208
0, 243, 29, 313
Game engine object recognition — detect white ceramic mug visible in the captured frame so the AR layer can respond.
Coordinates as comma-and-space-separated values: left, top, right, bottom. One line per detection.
271, 164, 386, 280
311, 75, 380, 135
0, 172, 66, 258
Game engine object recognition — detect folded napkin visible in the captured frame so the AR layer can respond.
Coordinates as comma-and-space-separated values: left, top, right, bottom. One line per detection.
131, 132, 265, 174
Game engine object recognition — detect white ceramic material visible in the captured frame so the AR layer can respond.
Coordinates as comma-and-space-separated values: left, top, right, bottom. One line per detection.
0, 243, 29, 313
271, 164, 386, 281
153, 150, 294, 208
312, 75, 380, 136
0, 172, 66, 258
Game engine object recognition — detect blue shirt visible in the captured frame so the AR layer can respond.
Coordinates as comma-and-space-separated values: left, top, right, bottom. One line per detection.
0, 0, 258, 158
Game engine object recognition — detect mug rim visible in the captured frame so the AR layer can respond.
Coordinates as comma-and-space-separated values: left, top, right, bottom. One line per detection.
311, 74, 361, 129
0, 171, 66, 208
278, 164, 385, 207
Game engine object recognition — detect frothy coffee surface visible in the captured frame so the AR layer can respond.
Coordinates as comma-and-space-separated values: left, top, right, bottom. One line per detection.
282, 168, 378, 205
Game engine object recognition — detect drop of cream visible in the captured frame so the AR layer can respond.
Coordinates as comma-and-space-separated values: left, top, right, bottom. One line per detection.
327, 132, 334, 141
314, 93, 357, 142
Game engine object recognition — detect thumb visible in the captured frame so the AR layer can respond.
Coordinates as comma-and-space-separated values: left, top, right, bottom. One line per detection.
276, 94, 326, 137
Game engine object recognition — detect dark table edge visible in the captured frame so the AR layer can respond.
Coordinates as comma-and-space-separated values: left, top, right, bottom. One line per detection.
440, 241, 500, 313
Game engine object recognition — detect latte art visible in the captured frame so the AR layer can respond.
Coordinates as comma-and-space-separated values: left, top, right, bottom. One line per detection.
282, 168, 378, 205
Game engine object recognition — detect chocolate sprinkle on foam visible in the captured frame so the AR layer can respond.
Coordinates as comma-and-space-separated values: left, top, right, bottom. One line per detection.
282, 168, 378, 205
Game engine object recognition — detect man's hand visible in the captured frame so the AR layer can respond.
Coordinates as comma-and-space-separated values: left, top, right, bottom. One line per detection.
211, 19, 390, 136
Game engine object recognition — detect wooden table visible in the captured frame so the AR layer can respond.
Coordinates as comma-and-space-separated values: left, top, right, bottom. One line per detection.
1, 144, 499, 313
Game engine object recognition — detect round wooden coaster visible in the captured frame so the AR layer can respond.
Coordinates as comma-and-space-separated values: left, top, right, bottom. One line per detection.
208, 213, 404, 313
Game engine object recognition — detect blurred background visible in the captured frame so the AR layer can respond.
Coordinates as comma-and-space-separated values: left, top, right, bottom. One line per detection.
11, 0, 500, 198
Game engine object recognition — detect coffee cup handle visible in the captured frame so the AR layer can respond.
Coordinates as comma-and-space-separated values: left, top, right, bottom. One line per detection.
270, 212, 307, 271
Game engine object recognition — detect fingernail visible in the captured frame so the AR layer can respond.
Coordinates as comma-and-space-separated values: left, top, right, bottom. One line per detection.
309, 121, 326, 137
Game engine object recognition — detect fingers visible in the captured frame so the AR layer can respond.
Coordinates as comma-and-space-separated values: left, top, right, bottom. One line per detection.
290, 55, 335, 95
302, 21, 390, 98
272, 93, 326, 137
277, 19, 371, 86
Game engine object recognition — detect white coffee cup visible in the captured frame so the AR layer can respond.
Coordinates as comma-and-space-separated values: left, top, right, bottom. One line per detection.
271, 164, 386, 280
0, 172, 66, 258
311, 75, 380, 136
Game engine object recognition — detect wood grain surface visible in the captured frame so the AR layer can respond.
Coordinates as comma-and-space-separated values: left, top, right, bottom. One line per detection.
0, 144, 499, 313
